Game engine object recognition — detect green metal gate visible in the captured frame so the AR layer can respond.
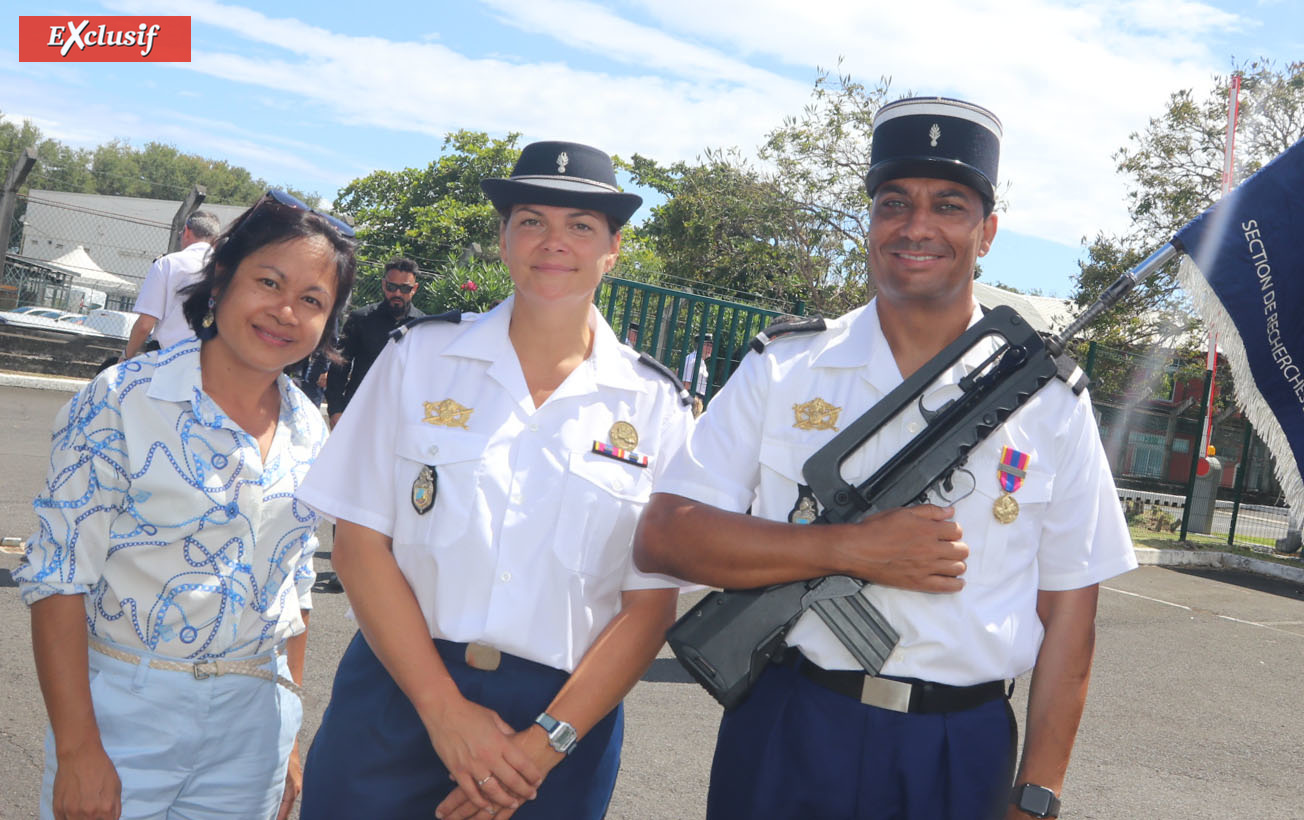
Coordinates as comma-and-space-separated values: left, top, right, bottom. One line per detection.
594, 276, 794, 402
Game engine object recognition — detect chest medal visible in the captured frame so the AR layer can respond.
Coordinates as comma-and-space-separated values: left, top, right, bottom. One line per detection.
609, 421, 639, 450
993, 446, 1030, 525
411, 465, 437, 515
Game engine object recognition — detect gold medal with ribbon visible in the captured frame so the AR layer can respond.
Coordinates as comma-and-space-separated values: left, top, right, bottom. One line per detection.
993, 446, 1030, 524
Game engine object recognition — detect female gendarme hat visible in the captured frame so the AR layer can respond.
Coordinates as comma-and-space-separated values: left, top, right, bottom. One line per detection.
481, 141, 643, 227
864, 97, 1002, 207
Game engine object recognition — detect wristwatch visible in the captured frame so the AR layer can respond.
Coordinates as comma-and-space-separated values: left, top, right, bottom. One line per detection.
1011, 783, 1061, 818
534, 712, 578, 756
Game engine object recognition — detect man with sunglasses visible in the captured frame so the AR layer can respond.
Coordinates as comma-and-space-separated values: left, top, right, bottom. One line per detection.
326, 257, 425, 427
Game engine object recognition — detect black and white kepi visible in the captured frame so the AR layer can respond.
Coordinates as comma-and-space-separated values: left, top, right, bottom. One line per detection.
481, 141, 643, 227
864, 97, 1002, 207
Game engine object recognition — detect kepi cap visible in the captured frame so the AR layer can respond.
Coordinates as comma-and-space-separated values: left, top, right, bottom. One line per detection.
865, 97, 1002, 207
482, 141, 643, 227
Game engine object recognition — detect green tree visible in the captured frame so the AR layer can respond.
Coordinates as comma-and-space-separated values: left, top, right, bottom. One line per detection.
625, 149, 813, 310
1074, 61, 1304, 343
0, 112, 314, 204
626, 65, 905, 316
756, 64, 891, 312
333, 130, 521, 267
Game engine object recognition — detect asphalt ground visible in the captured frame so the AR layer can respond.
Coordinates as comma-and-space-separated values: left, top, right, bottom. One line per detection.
4, 382, 1304, 819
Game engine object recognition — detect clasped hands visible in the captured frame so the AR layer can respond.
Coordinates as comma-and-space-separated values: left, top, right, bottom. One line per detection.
430, 697, 564, 820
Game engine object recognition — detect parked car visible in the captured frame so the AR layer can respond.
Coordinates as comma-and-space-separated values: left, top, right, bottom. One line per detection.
0, 309, 108, 337
10, 305, 72, 320
83, 308, 136, 341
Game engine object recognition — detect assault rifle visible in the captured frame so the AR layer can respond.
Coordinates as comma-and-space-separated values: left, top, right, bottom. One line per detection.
666, 245, 1178, 710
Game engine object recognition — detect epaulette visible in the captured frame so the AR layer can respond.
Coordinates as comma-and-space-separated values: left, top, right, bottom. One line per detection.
749, 317, 827, 354
636, 352, 692, 407
389, 310, 464, 342
1042, 334, 1089, 395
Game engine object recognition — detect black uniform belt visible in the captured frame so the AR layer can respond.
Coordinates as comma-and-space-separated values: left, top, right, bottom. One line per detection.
794, 654, 1009, 714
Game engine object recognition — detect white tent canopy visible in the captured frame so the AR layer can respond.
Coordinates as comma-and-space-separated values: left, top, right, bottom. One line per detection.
47, 246, 137, 293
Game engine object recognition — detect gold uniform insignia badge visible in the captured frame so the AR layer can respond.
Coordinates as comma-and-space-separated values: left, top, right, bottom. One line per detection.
792, 398, 842, 432
423, 399, 473, 429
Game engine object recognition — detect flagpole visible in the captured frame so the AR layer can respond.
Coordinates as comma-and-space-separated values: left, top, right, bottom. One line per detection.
1197, 75, 1242, 468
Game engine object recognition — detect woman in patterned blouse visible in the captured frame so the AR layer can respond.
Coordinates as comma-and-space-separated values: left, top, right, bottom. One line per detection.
18, 191, 356, 820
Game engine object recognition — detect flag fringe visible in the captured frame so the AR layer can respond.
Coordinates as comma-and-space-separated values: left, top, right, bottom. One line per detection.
1176, 256, 1304, 515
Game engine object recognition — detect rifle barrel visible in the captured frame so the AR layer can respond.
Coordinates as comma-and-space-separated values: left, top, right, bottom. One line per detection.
1048, 243, 1180, 354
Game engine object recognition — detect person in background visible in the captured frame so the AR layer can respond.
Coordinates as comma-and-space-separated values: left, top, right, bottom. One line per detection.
325, 257, 424, 427
124, 210, 222, 358
634, 97, 1135, 820
296, 141, 694, 820
19, 189, 356, 820
681, 332, 712, 398
624, 321, 639, 348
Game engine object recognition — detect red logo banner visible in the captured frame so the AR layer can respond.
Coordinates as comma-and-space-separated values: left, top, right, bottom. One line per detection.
18, 16, 191, 62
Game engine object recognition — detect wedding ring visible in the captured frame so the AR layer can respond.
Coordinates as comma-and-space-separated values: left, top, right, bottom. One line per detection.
477, 774, 493, 787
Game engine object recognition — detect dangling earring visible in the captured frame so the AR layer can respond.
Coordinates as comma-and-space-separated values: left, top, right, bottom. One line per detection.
197, 296, 218, 340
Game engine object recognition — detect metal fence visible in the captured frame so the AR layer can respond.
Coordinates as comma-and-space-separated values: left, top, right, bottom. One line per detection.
595, 277, 788, 401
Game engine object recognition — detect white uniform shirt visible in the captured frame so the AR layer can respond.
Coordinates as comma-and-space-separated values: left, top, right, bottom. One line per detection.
656, 299, 1136, 685
682, 350, 709, 395
132, 241, 211, 349
297, 297, 695, 673
17, 341, 325, 659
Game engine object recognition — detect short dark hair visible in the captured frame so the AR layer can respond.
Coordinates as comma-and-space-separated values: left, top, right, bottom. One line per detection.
496, 204, 622, 236
184, 210, 221, 240
181, 195, 357, 355
384, 257, 419, 277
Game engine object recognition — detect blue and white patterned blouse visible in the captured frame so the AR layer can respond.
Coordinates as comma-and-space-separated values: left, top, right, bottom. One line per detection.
17, 341, 327, 660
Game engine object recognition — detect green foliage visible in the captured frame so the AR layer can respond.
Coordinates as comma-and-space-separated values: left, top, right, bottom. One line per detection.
1073, 61, 1304, 341
333, 131, 521, 267
624, 149, 809, 308
419, 253, 514, 314
756, 63, 889, 314
625, 64, 897, 317
0, 112, 315, 204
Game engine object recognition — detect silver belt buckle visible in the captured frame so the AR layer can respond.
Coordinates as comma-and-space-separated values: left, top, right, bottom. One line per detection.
859, 676, 913, 712
192, 660, 217, 681
465, 642, 502, 671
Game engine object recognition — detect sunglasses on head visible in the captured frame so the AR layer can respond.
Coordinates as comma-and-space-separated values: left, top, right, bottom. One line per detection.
383, 281, 415, 294
252, 189, 356, 238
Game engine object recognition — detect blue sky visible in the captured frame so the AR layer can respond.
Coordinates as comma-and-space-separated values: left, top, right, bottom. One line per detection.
5, 0, 1302, 299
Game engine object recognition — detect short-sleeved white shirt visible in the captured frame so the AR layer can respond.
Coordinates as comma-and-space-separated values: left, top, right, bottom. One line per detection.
682, 350, 709, 395
297, 297, 695, 673
656, 299, 1136, 685
132, 241, 211, 349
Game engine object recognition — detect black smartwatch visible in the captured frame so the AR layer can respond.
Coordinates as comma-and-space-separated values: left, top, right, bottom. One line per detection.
1011, 783, 1060, 818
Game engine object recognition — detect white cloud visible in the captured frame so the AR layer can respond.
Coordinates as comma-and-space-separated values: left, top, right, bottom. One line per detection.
62, 0, 1268, 249
102, 0, 809, 165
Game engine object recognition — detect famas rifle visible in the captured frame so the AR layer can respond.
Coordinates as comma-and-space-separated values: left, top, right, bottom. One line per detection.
666, 245, 1178, 710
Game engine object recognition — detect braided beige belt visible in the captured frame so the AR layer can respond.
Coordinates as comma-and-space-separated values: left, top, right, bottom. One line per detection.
90, 638, 302, 697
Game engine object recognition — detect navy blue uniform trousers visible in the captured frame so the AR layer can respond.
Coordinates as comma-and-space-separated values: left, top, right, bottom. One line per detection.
300, 632, 622, 820
707, 662, 1017, 820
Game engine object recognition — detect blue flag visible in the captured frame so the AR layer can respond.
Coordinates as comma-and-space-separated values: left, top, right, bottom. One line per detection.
1173, 138, 1304, 512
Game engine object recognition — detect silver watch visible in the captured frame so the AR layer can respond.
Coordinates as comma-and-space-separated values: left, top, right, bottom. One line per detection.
534, 712, 578, 755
